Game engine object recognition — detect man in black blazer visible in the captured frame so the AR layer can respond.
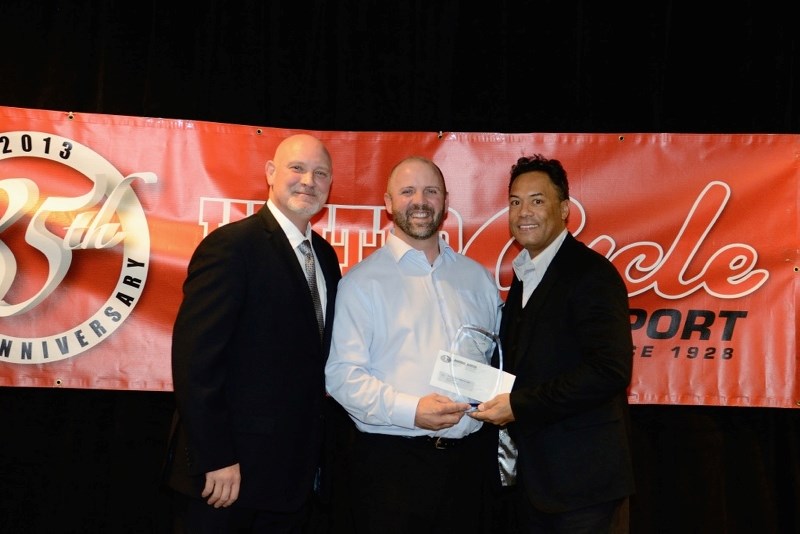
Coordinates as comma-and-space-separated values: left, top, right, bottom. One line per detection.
471, 154, 635, 532
166, 134, 342, 533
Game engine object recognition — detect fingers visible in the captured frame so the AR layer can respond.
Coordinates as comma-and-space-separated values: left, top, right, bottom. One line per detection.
206, 482, 236, 508
430, 393, 471, 413
418, 410, 464, 430
467, 404, 490, 422
204, 481, 229, 508
415, 394, 470, 430
202, 465, 241, 508
201, 479, 214, 499
468, 395, 515, 426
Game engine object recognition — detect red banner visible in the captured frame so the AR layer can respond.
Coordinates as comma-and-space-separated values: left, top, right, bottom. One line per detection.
0, 106, 797, 408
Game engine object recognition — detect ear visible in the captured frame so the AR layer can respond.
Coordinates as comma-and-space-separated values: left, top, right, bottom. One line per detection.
265, 161, 276, 186
560, 199, 570, 221
383, 192, 393, 214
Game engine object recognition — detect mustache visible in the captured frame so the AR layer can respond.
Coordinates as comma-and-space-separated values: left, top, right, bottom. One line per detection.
405, 203, 434, 215
294, 185, 317, 194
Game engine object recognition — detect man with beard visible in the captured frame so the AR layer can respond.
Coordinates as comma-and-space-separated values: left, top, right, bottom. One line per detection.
167, 134, 342, 533
325, 156, 502, 534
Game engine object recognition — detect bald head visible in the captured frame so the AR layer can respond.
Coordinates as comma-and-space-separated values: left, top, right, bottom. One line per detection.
387, 156, 446, 194
273, 134, 332, 170
266, 134, 333, 231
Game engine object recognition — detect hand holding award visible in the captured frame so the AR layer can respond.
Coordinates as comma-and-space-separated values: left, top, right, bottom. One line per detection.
429, 324, 515, 410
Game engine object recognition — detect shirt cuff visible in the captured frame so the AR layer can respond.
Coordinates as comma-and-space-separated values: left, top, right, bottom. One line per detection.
393, 391, 420, 429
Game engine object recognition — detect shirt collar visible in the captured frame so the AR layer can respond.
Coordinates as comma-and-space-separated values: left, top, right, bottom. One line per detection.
267, 198, 312, 248
512, 228, 568, 280
385, 230, 455, 265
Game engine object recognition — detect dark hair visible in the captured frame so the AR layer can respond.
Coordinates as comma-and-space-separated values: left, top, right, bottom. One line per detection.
508, 154, 569, 201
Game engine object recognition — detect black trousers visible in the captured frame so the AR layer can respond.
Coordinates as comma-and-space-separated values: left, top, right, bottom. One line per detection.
348, 430, 494, 534
515, 491, 626, 534
172, 491, 311, 534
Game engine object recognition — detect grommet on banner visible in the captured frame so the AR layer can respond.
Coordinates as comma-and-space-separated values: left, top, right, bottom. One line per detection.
437, 131, 443, 139
256, 128, 263, 135
67, 112, 75, 120
55, 379, 63, 386
618, 135, 625, 141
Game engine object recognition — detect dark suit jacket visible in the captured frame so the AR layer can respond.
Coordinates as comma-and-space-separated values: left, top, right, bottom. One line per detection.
500, 232, 635, 513
166, 204, 341, 512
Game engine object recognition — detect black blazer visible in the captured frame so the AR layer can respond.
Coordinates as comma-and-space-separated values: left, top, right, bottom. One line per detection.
167, 204, 341, 512
500, 233, 635, 513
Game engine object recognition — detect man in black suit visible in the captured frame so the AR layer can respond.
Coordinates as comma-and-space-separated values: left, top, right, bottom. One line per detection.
471, 154, 635, 532
166, 133, 342, 533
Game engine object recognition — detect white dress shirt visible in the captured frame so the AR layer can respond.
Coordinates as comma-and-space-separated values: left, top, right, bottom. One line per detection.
325, 231, 502, 439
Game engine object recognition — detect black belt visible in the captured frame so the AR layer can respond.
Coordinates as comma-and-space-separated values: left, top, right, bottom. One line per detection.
356, 430, 473, 451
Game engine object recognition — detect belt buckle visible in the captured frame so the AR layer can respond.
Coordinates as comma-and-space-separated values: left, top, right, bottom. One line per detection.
433, 436, 447, 450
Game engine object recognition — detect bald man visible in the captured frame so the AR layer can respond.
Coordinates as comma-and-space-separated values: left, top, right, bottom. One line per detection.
167, 134, 342, 532
325, 156, 503, 533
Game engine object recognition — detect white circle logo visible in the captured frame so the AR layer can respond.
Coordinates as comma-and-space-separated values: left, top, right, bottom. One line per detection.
0, 131, 156, 363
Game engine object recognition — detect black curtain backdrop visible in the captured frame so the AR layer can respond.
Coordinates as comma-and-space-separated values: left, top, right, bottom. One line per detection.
0, 2, 798, 533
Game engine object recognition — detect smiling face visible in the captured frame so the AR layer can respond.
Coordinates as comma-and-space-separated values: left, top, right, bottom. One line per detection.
384, 158, 448, 246
508, 171, 569, 257
266, 134, 332, 231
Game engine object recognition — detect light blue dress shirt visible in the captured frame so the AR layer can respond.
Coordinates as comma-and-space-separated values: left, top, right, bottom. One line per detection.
325, 232, 502, 439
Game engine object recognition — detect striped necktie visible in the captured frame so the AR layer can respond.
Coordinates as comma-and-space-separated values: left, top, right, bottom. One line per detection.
298, 240, 324, 340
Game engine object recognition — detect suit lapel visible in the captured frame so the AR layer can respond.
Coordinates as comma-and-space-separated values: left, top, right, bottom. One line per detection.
312, 232, 340, 350
258, 205, 324, 346
504, 234, 579, 369
526, 234, 578, 313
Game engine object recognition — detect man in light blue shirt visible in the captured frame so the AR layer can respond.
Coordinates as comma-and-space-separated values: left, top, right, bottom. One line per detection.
325, 156, 502, 533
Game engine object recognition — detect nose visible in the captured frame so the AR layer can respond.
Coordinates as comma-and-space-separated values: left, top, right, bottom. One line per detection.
299, 171, 315, 185
519, 200, 538, 216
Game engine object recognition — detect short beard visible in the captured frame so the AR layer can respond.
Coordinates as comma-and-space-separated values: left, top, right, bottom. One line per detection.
393, 204, 443, 240
286, 195, 323, 218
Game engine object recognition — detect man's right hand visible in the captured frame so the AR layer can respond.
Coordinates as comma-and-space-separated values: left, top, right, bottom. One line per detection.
467, 392, 515, 426
414, 393, 471, 430
202, 463, 241, 508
